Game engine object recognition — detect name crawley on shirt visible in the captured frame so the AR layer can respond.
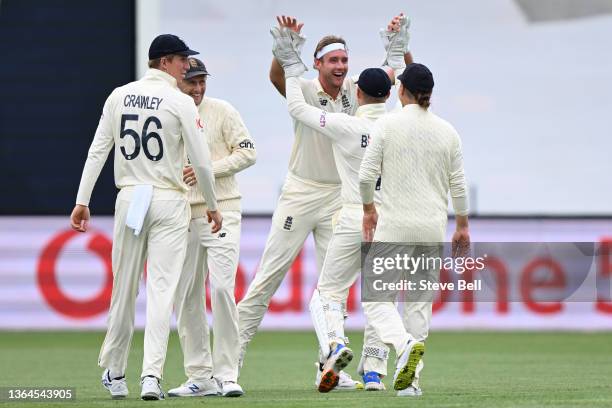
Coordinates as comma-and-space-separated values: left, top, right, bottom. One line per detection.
123, 94, 164, 110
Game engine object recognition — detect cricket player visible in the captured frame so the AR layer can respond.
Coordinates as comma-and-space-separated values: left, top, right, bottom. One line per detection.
272, 15, 410, 392
70, 34, 221, 401
359, 63, 470, 395
167, 58, 256, 398
237, 14, 410, 390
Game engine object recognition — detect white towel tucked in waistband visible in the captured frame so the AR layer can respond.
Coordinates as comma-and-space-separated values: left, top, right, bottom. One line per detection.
126, 185, 153, 236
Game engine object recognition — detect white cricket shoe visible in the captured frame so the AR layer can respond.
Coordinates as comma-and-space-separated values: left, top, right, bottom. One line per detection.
362, 371, 385, 391
393, 340, 425, 391
397, 385, 423, 397
101, 369, 128, 399
220, 381, 244, 397
140, 376, 164, 400
338, 371, 363, 390
167, 378, 219, 397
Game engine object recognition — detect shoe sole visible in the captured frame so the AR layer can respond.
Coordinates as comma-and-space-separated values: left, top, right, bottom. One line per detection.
318, 369, 339, 393
393, 342, 425, 391
111, 394, 127, 400
168, 392, 218, 397
318, 348, 354, 393
141, 393, 163, 401
365, 383, 385, 391
223, 391, 244, 397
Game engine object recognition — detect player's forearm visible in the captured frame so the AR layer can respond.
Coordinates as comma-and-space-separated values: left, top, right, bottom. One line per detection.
360, 181, 376, 206
404, 51, 413, 65
270, 58, 286, 97
455, 214, 469, 230
286, 77, 330, 136
212, 148, 257, 178
75, 113, 114, 206
75, 153, 110, 206
449, 139, 469, 216
181, 105, 218, 211
186, 142, 218, 211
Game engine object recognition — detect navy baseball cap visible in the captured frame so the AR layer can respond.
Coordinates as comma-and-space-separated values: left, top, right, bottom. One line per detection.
149, 34, 199, 60
184, 58, 210, 79
356, 68, 392, 98
398, 63, 434, 94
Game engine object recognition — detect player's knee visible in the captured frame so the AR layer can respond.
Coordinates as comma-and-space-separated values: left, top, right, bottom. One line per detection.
212, 282, 236, 298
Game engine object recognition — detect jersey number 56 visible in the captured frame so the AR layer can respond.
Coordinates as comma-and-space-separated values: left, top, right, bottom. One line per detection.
120, 114, 164, 161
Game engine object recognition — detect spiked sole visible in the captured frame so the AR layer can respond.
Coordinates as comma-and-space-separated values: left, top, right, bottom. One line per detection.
318, 369, 339, 393
318, 348, 354, 393
393, 342, 425, 391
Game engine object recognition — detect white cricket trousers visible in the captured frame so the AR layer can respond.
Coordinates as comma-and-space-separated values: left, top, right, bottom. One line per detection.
317, 205, 390, 375
362, 244, 439, 362
174, 211, 242, 383
238, 173, 342, 355
98, 187, 190, 379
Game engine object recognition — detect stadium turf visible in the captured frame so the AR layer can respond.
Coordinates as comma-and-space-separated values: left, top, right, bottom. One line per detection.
1, 331, 611, 407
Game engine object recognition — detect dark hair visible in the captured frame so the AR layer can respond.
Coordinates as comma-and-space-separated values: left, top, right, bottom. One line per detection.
405, 88, 431, 109
313, 35, 347, 60
148, 54, 176, 68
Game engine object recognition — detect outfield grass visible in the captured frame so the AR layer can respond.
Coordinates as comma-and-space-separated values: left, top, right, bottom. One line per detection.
1, 331, 611, 407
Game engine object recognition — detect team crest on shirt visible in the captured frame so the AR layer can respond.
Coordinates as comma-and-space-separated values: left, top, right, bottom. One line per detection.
341, 94, 351, 113
319, 98, 328, 106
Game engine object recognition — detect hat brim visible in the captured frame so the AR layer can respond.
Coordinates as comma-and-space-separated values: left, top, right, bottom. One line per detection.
184, 70, 210, 79
176, 49, 199, 57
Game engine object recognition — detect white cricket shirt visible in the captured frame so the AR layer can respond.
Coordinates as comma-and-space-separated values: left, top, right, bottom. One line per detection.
286, 77, 383, 205
75, 69, 218, 211
288, 77, 358, 184
359, 104, 469, 243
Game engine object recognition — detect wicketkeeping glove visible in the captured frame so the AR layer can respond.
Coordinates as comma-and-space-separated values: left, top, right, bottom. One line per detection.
380, 15, 411, 70
271, 26, 308, 78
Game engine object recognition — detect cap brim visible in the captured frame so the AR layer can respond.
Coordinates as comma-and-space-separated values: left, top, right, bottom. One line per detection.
176, 49, 199, 56
184, 70, 210, 79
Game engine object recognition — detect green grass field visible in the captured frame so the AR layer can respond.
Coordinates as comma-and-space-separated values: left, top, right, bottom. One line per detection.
1, 331, 611, 407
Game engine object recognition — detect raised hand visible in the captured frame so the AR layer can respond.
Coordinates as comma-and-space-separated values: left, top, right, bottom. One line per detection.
276, 15, 304, 33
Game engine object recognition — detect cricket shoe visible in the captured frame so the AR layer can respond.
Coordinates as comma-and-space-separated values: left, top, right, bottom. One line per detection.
397, 385, 423, 397
220, 381, 244, 397
140, 376, 164, 400
393, 340, 425, 391
317, 343, 354, 393
339, 371, 363, 390
168, 378, 219, 397
315, 364, 363, 390
362, 371, 385, 391
101, 369, 128, 399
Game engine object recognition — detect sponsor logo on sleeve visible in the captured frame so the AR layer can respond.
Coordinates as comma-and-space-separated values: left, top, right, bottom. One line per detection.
238, 139, 255, 149
319, 111, 327, 128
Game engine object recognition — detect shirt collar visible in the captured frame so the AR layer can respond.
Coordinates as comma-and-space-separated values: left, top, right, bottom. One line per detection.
402, 103, 426, 113
355, 103, 387, 119
144, 68, 178, 88
314, 77, 348, 101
